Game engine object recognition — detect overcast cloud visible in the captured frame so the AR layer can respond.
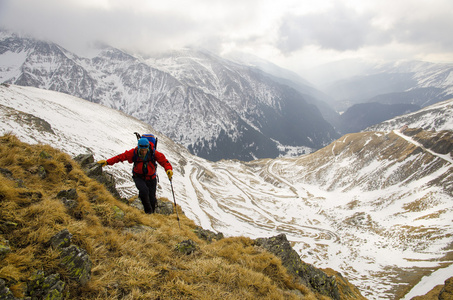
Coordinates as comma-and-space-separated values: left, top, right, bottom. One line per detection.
1, 0, 452, 80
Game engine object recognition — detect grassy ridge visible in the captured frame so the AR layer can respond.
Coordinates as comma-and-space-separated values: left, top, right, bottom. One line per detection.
0, 134, 317, 299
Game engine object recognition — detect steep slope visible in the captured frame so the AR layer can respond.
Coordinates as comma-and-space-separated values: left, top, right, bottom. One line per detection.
210, 50, 341, 129
323, 61, 453, 134
324, 60, 453, 112
0, 31, 338, 161
1, 84, 452, 299
149, 49, 339, 157
365, 98, 453, 132
2, 134, 339, 300
338, 102, 420, 134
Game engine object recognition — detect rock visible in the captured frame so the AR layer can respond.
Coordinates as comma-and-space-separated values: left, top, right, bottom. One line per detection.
60, 197, 78, 210
112, 206, 125, 219
56, 189, 78, 200
0, 279, 16, 300
27, 270, 66, 300
0, 168, 13, 178
50, 229, 73, 250
86, 163, 104, 177
194, 226, 224, 243
59, 245, 92, 285
175, 239, 198, 255
128, 197, 143, 211
74, 154, 122, 199
0, 168, 25, 188
155, 200, 174, 215
439, 277, 453, 300
39, 151, 52, 159
255, 233, 340, 300
73, 154, 94, 167
0, 243, 11, 259
48, 230, 92, 286
37, 165, 47, 179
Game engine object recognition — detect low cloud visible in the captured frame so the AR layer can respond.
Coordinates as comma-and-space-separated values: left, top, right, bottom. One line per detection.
276, 4, 385, 53
1, 0, 452, 70
276, 1, 453, 60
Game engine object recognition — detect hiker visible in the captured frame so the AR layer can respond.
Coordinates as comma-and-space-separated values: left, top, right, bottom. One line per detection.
97, 137, 173, 214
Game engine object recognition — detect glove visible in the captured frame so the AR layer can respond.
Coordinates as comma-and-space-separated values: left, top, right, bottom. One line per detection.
97, 160, 107, 167
166, 169, 173, 181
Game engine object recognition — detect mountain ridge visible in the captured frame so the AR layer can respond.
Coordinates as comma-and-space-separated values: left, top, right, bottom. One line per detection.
323, 60, 453, 112
365, 98, 453, 133
0, 31, 338, 161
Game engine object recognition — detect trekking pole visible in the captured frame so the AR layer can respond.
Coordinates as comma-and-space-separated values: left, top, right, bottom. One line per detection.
169, 179, 181, 229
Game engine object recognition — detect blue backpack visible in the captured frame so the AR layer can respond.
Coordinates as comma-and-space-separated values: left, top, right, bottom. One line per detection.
133, 133, 158, 172
134, 132, 158, 149
141, 134, 157, 149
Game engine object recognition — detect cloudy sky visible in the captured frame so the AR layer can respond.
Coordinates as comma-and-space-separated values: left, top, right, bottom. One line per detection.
1, 0, 453, 81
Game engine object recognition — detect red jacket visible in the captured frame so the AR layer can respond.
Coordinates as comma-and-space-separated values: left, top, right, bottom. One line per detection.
106, 146, 172, 180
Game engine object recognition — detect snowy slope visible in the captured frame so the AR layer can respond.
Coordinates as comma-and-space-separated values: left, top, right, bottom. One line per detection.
323, 60, 453, 112
365, 98, 453, 132
1, 84, 452, 299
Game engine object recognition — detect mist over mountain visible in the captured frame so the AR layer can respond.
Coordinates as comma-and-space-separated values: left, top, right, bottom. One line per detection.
0, 30, 339, 161
307, 60, 453, 135
321, 60, 453, 113
365, 98, 453, 133
338, 102, 421, 134
1, 84, 452, 299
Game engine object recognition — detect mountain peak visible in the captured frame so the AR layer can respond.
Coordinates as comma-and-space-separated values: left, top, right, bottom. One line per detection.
0, 34, 339, 161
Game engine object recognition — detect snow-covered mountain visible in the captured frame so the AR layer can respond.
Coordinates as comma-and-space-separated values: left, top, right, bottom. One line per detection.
338, 102, 421, 134
365, 98, 453, 133
323, 60, 453, 112
1, 84, 452, 299
0, 31, 339, 161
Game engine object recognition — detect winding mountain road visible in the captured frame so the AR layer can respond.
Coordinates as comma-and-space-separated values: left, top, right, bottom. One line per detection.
393, 129, 453, 165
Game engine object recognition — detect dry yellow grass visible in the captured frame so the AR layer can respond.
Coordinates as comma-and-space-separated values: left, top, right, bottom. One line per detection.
0, 134, 318, 299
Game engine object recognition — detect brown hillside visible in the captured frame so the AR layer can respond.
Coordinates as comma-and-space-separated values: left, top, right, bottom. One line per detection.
1, 133, 342, 299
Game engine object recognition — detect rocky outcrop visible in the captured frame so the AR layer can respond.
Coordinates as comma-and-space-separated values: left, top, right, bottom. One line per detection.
175, 239, 198, 255
0, 228, 90, 299
59, 245, 92, 285
74, 154, 122, 199
255, 233, 340, 300
255, 234, 365, 299
50, 229, 92, 286
439, 277, 453, 300
194, 226, 224, 243
0, 279, 17, 300
56, 188, 79, 212
50, 228, 72, 249
27, 271, 66, 300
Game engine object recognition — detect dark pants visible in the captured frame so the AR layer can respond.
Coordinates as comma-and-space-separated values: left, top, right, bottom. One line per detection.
133, 176, 157, 214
